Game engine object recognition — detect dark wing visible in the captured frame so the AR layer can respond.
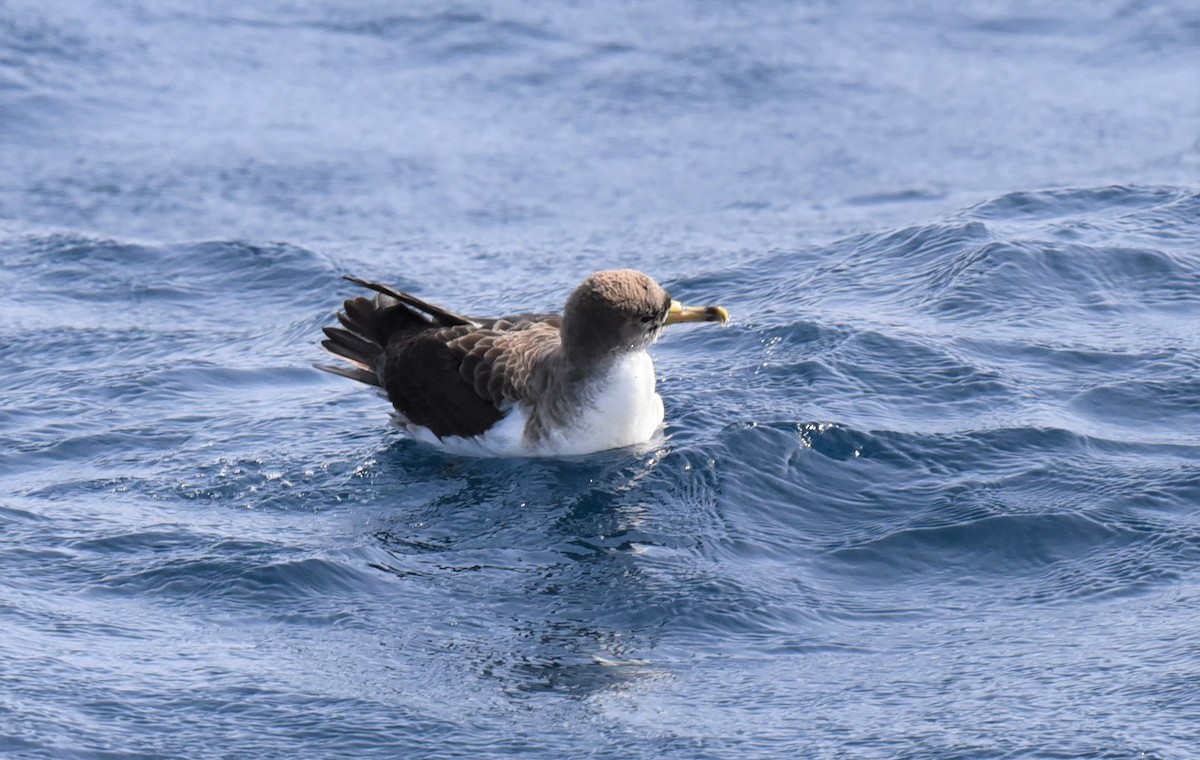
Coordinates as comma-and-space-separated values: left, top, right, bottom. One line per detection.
379, 319, 561, 439
381, 329, 504, 438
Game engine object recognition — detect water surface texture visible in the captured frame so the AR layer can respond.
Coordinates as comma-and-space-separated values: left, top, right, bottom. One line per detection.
2, 1, 1199, 758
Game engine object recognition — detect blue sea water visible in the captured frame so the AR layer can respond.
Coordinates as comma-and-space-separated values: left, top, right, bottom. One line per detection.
2, 1, 1199, 757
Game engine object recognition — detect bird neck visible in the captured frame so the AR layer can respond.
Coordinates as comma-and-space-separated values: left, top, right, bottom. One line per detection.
557, 343, 620, 383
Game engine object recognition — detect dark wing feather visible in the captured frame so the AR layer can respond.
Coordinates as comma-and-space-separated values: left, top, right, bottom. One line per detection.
342, 276, 478, 327
381, 329, 505, 438
379, 319, 562, 439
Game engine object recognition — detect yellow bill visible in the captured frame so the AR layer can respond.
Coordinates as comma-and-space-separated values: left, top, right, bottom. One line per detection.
665, 300, 729, 325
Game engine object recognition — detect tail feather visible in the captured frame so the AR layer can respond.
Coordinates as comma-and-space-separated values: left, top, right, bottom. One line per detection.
317, 276, 473, 387
321, 326, 379, 367
337, 296, 376, 334
314, 363, 379, 386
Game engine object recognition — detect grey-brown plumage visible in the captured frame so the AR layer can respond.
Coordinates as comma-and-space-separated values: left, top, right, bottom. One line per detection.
317, 269, 728, 455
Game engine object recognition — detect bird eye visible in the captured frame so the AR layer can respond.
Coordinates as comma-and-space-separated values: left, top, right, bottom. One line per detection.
640, 314, 656, 324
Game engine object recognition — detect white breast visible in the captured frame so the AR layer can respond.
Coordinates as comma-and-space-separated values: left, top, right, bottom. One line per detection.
537, 351, 664, 456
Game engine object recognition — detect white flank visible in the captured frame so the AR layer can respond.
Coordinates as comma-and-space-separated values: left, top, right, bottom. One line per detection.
400, 352, 665, 457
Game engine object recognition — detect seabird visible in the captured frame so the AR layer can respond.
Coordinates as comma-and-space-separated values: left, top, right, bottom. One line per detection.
317, 269, 728, 457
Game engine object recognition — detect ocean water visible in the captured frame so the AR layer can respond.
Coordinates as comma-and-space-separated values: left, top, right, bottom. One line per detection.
2, 1, 1198, 758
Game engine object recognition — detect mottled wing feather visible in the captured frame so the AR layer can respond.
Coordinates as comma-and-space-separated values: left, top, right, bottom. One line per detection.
476, 314, 561, 331
451, 321, 561, 402
379, 317, 562, 439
